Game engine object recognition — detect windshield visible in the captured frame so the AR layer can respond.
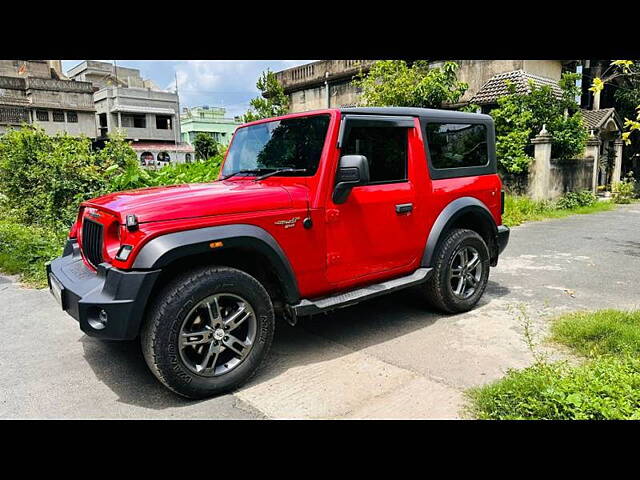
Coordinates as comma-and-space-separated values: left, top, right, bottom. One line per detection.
222, 114, 331, 177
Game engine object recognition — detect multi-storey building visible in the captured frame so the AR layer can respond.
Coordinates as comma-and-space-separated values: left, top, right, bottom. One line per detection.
0, 60, 96, 137
180, 106, 240, 147
68, 61, 193, 164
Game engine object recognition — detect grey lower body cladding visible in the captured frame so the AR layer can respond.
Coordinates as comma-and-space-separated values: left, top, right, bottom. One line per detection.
46, 239, 160, 340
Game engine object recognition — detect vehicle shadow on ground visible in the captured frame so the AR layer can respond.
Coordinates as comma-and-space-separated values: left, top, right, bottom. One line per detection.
246, 280, 511, 387
80, 280, 510, 409
80, 337, 209, 410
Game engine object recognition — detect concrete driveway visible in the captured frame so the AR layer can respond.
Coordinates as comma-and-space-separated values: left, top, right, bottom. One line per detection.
1, 203, 639, 419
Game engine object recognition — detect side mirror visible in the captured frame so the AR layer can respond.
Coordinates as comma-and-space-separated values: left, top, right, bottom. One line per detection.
332, 155, 370, 204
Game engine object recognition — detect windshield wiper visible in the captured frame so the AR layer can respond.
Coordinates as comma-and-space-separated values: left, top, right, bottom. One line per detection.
218, 168, 271, 181
254, 168, 308, 181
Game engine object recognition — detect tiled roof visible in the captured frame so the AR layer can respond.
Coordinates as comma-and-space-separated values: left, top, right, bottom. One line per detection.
579, 108, 619, 131
470, 70, 563, 105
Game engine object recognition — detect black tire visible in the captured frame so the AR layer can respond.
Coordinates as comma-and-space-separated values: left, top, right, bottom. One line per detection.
422, 228, 490, 314
141, 266, 275, 399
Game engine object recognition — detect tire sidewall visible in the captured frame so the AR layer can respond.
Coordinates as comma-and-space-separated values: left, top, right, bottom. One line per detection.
150, 267, 274, 397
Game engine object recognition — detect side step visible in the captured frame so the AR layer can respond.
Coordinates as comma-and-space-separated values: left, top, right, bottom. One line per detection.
292, 267, 433, 318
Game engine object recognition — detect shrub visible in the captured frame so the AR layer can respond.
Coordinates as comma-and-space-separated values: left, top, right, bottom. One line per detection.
0, 219, 64, 287
612, 174, 636, 204
491, 73, 587, 174
556, 190, 597, 210
0, 127, 137, 229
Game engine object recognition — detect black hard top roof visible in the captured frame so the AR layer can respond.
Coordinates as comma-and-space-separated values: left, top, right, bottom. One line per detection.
340, 106, 492, 123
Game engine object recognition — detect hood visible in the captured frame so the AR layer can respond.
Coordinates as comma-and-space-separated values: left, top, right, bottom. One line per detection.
83, 180, 294, 223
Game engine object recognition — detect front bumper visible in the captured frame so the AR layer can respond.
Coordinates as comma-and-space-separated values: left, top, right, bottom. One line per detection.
46, 239, 161, 340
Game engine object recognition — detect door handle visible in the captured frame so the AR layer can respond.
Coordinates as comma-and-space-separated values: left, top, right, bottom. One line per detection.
395, 203, 413, 214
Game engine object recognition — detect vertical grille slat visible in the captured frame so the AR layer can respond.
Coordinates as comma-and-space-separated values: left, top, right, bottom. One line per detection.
82, 219, 104, 268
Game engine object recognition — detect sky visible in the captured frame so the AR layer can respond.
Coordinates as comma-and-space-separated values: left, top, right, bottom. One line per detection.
61, 60, 314, 118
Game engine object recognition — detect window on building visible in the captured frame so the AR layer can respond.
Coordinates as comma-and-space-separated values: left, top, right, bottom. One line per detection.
157, 151, 171, 163
156, 115, 172, 130
66, 111, 78, 123
36, 110, 49, 122
185, 153, 192, 163
122, 114, 146, 128
425, 123, 488, 169
52, 111, 65, 122
342, 126, 408, 184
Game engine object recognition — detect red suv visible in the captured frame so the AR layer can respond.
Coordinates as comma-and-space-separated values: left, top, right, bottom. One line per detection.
47, 107, 509, 398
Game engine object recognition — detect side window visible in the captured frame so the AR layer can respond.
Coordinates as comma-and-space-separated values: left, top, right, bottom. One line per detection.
342, 126, 407, 183
425, 123, 488, 169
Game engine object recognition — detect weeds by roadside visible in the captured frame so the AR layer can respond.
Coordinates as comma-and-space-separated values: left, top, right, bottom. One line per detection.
467, 308, 640, 419
503, 192, 615, 227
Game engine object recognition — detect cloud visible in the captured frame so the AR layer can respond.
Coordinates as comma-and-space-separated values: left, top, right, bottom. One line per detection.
169, 60, 314, 117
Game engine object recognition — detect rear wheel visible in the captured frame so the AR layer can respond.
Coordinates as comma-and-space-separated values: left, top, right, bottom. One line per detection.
422, 228, 490, 313
141, 266, 274, 399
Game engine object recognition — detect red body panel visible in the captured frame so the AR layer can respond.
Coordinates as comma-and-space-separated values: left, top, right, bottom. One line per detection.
75, 108, 503, 300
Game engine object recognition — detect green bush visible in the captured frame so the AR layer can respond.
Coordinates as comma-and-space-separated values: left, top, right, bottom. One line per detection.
0, 127, 138, 229
0, 126, 225, 285
0, 219, 64, 287
612, 175, 636, 204
0, 126, 225, 231
556, 190, 597, 210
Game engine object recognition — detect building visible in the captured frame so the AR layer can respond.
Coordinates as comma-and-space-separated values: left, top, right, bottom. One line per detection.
68, 61, 193, 164
67, 60, 160, 90
180, 106, 240, 147
0, 60, 96, 137
275, 59, 630, 189
275, 60, 375, 112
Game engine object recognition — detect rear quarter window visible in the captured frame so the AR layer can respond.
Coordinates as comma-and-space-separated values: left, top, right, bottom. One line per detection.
423, 120, 496, 180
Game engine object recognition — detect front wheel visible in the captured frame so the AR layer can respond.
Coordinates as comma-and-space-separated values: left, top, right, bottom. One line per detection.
422, 228, 490, 313
141, 266, 275, 399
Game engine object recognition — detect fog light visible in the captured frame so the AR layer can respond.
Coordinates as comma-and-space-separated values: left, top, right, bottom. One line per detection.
115, 245, 133, 261
88, 308, 108, 330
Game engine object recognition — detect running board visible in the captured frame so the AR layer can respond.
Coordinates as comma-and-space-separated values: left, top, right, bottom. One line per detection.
292, 267, 433, 318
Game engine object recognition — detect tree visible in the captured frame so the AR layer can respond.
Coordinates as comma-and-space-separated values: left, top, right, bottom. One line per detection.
490, 73, 588, 174
193, 132, 219, 160
242, 69, 289, 123
589, 60, 640, 145
353, 60, 469, 108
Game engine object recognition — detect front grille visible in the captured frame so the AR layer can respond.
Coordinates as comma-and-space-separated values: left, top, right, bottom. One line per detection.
82, 219, 104, 268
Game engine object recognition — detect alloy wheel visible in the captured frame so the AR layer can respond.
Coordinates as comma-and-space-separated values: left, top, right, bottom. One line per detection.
178, 293, 256, 377
449, 246, 483, 300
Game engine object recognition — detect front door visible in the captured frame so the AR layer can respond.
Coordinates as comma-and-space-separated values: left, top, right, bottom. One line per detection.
325, 119, 422, 285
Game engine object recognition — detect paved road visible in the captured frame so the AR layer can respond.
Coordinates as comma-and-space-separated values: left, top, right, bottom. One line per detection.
1, 204, 639, 419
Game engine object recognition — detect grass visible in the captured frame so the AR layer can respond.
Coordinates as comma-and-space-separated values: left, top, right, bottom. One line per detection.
551, 310, 640, 358
502, 194, 615, 227
467, 309, 640, 420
